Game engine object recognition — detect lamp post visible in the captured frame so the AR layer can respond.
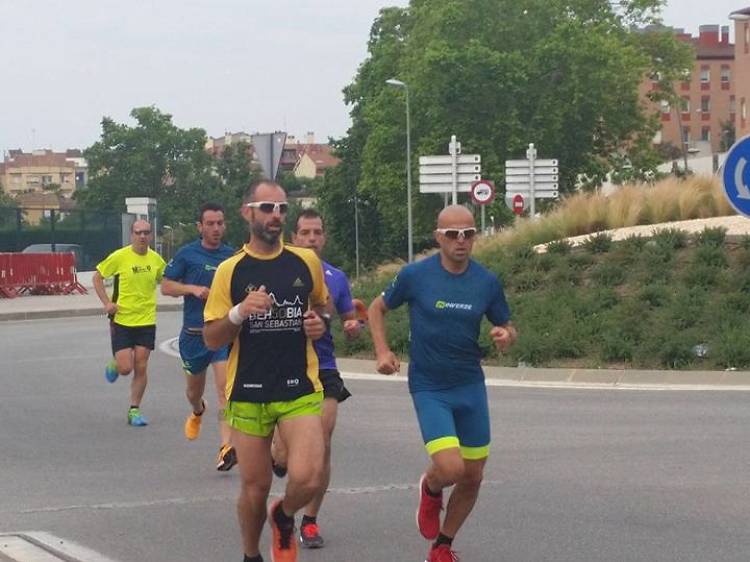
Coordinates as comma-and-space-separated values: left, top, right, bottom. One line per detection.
385, 78, 413, 263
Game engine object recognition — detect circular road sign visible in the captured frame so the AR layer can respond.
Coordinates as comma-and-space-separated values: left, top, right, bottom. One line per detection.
722, 133, 750, 218
470, 180, 496, 206
512, 193, 525, 215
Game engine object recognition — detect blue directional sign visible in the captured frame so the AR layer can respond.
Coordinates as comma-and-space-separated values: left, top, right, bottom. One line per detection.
722, 134, 750, 217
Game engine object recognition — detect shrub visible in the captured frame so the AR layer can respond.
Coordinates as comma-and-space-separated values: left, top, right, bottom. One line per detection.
693, 245, 728, 268
693, 226, 727, 247
600, 332, 635, 363
739, 235, 750, 251
682, 264, 719, 289
666, 289, 707, 330
619, 233, 647, 252
581, 232, 613, 254
546, 239, 573, 255
638, 283, 671, 308
711, 328, 750, 369
591, 262, 626, 287
653, 227, 688, 250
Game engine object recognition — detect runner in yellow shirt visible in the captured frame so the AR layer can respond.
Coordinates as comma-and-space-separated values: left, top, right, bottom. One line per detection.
93, 219, 166, 427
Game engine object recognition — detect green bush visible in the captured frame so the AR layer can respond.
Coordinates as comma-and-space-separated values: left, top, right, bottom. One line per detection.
546, 239, 573, 255
581, 232, 613, 254
619, 234, 647, 252
710, 328, 750, 369
638, 283, 671, 308
739, 235, 750, 251
600, 332, 635, 363
693, 226, 727, 247
590, 262, 626, 287
682, 264, 719, 289
653, 227, 688, 250
693, 245, 728, 268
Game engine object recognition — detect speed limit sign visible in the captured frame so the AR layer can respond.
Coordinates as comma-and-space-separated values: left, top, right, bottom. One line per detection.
470, 180, 496, 205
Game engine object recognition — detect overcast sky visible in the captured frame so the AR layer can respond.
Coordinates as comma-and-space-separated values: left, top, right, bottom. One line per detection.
0, 0, 745, 154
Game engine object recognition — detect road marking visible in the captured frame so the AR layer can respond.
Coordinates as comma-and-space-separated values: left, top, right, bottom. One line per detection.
158, 337, 750, 392
0, 532, 120, 562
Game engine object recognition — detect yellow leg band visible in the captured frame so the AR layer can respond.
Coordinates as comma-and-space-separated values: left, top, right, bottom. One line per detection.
425, 436, 460, 456
460, 445, 490, 460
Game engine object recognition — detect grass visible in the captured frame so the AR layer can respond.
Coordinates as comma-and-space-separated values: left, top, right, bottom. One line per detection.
474, 174, 735, 253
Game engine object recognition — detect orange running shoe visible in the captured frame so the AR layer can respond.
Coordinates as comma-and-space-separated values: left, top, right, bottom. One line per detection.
425, 543, 460, 562
299, 520, 324, 548
268, 499, 297, 562
416, 474, 443, 540
184, 400, 205, 440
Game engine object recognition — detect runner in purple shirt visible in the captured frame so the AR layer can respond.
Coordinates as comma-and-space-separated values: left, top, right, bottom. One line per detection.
271, 209, 362, 550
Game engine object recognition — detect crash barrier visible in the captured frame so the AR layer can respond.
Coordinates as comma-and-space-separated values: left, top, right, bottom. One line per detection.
0, 253, 87, 298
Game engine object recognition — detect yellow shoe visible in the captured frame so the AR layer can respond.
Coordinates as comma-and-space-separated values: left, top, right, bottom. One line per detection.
184, 400, 205, 440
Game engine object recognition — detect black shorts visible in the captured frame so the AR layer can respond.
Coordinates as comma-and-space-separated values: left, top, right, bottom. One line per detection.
110, 322, 156, 355
319, 369, 351, 403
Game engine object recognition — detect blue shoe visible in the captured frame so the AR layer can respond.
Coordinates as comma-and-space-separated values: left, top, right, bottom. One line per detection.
128, 408, 148, 427
104, 360, 118, 383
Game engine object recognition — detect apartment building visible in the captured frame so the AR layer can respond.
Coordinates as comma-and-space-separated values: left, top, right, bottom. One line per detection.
731, 7, 750, 139
0, 149, 87, 196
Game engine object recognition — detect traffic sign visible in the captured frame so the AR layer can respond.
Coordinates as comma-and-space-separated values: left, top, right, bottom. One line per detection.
506, 177, 559, 185
470, 180, 495, 205
419, 154, 481, 166
512, 194, 525, 215
505, 166, 558, 176
721, 134, 750, 217
507, 189, 559, 199
506, 158, 558, 168
419, 164, 482, 175
419, 173, 482, 184
420, 183, 475, 194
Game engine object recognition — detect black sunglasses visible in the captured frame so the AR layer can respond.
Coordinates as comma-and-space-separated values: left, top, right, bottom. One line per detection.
436, 227, 477, 240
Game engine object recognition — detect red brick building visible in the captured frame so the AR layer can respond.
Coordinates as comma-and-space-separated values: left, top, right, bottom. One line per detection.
731, 7, 750, 140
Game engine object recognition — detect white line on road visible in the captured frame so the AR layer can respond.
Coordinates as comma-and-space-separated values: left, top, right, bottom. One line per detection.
0, 532, 120, 562
158, 337, 750, 392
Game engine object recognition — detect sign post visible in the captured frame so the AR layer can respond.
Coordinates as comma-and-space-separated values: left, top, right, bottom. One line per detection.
470, 180, 496, 233
505, 143, 559, 216
419, 136, 481, 197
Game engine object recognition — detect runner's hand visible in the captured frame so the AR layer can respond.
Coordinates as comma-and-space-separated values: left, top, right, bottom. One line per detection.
104, 302, 118, 315
376, 350, 400, 375
239, 285, 272, 316
343, 319, 361, 339
191, 286, 210, 300
303, 310, 326, 340
490, 325, 516, 352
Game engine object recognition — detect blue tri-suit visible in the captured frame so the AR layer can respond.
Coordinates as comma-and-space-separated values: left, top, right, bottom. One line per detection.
163, 240, 236, 375
382, 253, 511, 459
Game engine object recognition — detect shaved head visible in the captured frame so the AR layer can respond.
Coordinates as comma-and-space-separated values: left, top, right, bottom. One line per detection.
437, 205, 475, 228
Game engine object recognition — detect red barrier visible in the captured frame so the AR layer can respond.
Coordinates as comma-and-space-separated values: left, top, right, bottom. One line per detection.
0, 253, 87, 298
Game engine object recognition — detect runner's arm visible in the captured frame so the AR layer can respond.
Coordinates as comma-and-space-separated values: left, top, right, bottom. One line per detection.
368, 295, 399, 374
161, 278, 210, 300
92, 271, 117, 315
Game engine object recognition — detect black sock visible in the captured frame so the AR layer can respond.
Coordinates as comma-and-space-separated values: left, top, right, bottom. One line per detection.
272, 501, 294, 529
243, 555, 263, 562
301, 515, 317, 526
424, 480, 441, 497
434, 533, 453, 548
129, 405, 139, 411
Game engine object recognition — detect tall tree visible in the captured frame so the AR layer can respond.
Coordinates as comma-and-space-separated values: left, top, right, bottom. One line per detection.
77, 106, 219, 227
320, 0, 689, 267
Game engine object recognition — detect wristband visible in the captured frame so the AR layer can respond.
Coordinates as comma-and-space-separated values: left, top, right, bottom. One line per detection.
228, 304, 245, 326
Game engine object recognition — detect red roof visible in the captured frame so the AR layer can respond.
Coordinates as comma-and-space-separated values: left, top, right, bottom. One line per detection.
3, 150, 77, 169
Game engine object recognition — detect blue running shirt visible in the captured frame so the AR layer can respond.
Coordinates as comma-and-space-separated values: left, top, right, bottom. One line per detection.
382, 253, 511, 393
164, 240, 236, 329
314, 261, 355, 370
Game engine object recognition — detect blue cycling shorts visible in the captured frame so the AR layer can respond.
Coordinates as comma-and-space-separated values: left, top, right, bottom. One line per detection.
178, 328, 229, 375
411, 380, 490, 460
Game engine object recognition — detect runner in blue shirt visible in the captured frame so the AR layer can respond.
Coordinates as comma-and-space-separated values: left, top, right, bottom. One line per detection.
161, 202, 238, 471
368, 205, 518, 562
271, 209, 362, 549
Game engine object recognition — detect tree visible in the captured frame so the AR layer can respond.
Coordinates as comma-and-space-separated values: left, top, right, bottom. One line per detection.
77, 106, 220, 227
319, 0, 690, 267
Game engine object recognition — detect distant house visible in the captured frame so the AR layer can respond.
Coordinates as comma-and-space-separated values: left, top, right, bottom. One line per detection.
293, 144, 341, 179
14, 191, 77, 226
1, 149, 87, 197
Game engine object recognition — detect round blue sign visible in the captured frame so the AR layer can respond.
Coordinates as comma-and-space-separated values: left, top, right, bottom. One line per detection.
722, 134, 750, 218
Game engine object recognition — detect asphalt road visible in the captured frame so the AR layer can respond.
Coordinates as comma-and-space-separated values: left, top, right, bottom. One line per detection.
1, 314, 749, 562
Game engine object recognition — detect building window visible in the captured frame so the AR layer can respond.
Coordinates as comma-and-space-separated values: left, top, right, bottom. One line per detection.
27, 175, 41, 186
742, 99, 747, 121
42, 175, 53, 186
721, 66, 731, 83
701, 127, 711, 142
680, 97, 690, 112
11, 174, 22, 186
660, 100, 670, 113
730, 96, 737, 114
700, 67, 710, 83
701, 97, 711, 113
682, 127, 691, 144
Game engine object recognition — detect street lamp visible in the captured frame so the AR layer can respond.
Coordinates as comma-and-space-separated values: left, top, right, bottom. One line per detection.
385, 78, 413, 263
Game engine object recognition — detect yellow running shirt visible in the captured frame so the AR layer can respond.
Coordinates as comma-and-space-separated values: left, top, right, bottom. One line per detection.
204, 243, 329, 403
96, 246, 166, 327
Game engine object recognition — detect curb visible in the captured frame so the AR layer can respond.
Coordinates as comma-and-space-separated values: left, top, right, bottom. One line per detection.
0, 303, 183, 322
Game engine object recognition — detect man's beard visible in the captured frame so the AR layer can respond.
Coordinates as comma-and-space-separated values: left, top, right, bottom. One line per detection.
252, 221, 281, 245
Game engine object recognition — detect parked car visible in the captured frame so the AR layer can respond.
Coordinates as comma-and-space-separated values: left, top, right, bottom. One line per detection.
21, 243, 90, 270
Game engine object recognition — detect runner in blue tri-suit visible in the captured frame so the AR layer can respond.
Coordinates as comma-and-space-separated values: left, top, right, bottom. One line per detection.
368, 205, 518, 562
161, 202, 238, 471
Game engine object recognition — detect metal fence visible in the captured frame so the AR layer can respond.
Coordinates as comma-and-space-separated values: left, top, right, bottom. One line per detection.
0, 206, 132, 271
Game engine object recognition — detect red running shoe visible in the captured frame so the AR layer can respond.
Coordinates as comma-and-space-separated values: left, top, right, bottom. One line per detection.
299, 521, 324, 548
268, 499, 297, 562
425, 544, 460, 562
416, 474, 443, 540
